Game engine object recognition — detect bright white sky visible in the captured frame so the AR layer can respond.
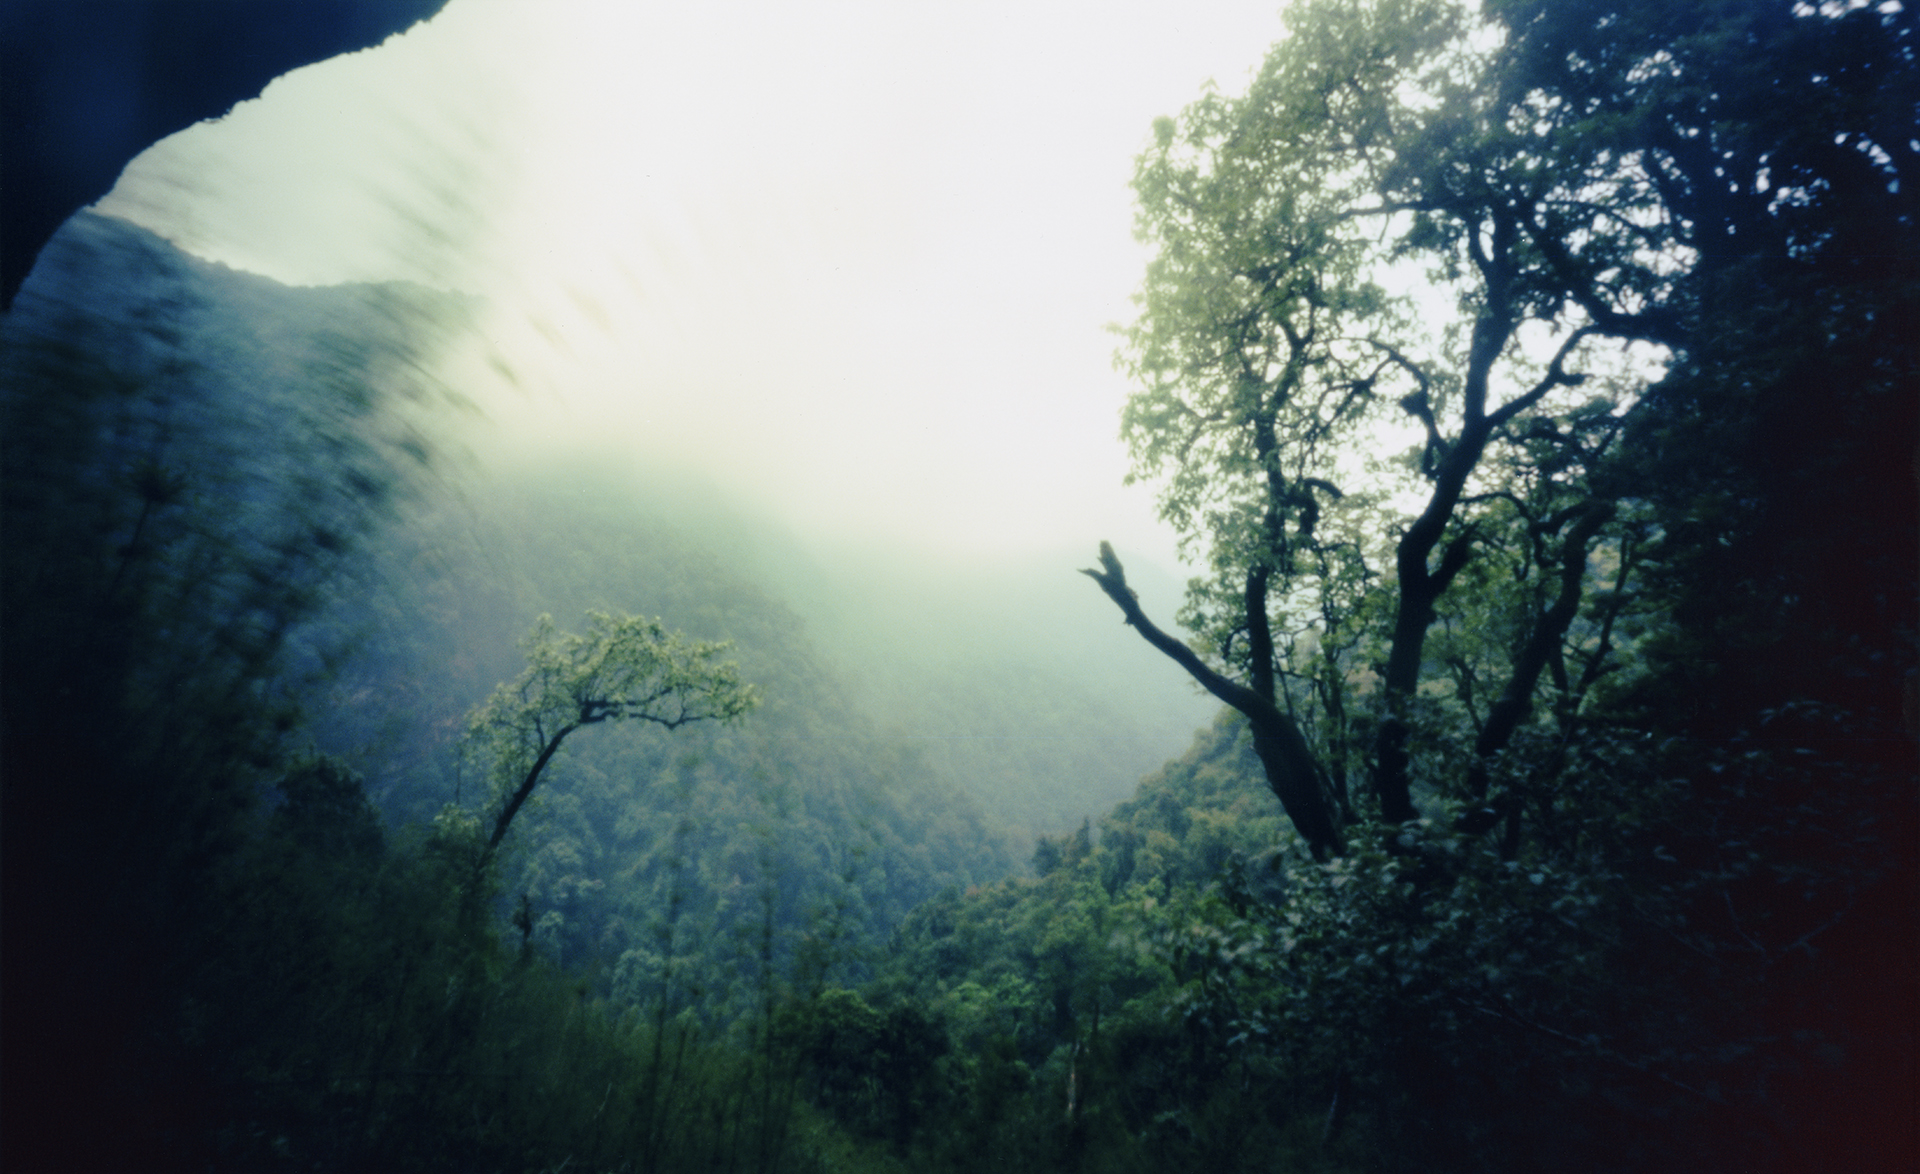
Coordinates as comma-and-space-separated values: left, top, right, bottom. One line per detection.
98, 0, 1294, 566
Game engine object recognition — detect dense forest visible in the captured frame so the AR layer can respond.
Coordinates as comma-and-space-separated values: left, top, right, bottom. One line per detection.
2, 1, 1914, 1171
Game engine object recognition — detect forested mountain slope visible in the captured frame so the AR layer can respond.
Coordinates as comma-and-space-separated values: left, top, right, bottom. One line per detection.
309, 471, 1026, 1011
3, 0, 1912, 1166
0, 207, 1078, 1169
1, 209, 464, 1168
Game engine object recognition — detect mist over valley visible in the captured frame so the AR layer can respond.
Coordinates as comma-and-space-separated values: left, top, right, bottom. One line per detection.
3, 2, 1911, 1171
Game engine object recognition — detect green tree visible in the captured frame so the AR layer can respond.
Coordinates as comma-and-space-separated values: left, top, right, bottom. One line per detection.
1088, 0, 1914, 1167
1086, 0, 1681, 857
460, 610, 759, 864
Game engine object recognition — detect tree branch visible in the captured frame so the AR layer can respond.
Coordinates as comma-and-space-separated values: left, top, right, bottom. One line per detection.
1082, 544, 1344, 859
1465, 500, 1614, 812
1486, 325, 1600, 430
489, 724, 578, 852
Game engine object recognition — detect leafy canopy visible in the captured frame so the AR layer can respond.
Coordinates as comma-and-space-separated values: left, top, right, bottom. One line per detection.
462, 610, 759, 856
1081, 0, 1915, 1165
1099, 0, 1689, 858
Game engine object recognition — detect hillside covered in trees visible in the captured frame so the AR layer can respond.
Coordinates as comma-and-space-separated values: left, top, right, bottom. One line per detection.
2, 1, 1913, 1171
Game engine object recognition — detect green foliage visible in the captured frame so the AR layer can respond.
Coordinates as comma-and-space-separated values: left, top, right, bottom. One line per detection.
460, 608, 758, 856
195, 769, 842, 1173
0, 212, 459, 1170
845, 714, 1360, 1173
1113, 0, 1685, 844
300, 470, 1021, 1037
784, 988, 949, 1151
470, 610, 759, 753
1084, 0, 1916, 1169
272, 756, 388, 860
7, 6, 1910, 1170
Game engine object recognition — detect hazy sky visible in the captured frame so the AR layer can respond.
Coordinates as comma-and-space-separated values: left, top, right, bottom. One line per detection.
97, 0, 1294, 567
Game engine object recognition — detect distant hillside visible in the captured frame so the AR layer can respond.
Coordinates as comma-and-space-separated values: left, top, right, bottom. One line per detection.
395, 453, 1222, 841
5, 209, 1224, 1026
2, 209, 469, 748
306, 473, 1026, 1009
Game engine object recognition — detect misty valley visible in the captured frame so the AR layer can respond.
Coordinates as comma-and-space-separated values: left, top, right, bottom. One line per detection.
2, 2, 1914, 1173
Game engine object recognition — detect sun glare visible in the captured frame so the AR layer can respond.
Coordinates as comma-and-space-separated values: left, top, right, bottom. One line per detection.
100, 0, 1290, 560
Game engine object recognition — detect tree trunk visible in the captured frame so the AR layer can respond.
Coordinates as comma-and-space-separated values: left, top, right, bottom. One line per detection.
1082, 544, 1345, 859
1467, 501, 1614, 801
487, 723, 577, 853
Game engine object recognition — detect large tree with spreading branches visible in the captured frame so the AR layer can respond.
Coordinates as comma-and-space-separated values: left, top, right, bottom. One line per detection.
1087, 0, 1914, 1165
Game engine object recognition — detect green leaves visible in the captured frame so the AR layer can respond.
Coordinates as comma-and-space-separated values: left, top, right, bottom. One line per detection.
482, 610, 758, 733
461, 611, 759, 856
1080, 2, 1916, 1162
1103, 0, 1699, 843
